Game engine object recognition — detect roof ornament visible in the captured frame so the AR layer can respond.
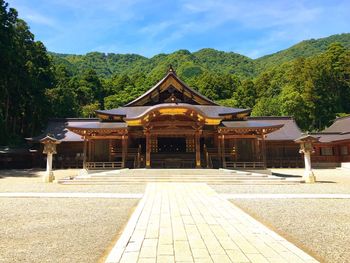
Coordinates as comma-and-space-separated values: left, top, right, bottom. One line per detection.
168, 64, 176, 75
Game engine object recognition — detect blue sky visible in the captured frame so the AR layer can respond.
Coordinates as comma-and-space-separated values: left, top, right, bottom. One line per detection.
8, 0, 350, 58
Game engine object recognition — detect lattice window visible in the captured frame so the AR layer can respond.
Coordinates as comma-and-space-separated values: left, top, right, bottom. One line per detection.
340, 146, 348, 156
186, 137, 195, 152
151, 138, 158, 153
321, 147, 333, 156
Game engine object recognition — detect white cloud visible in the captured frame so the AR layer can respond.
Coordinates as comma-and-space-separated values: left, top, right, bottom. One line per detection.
180, 0, 322, 29
24, 12, 57, 27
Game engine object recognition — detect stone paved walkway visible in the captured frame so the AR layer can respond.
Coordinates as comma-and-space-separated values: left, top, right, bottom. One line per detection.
106, 183, 318, 263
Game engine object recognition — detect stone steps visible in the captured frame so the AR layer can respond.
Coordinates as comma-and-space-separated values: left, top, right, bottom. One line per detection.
59, 180, 300, 185
58, 168, 302, 185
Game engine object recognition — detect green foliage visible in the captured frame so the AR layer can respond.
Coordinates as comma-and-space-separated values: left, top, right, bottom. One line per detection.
81, 102, 99, 118
233, 79, 256, 109
255, 33, 350, 73
1, 0, 350, 145
251, 97, 281, 117
0, 0, 53, 144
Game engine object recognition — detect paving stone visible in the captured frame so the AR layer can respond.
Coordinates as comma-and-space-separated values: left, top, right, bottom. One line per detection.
157, 244, 173, 255
157, 255, 175, 263
105, 182, 319, 263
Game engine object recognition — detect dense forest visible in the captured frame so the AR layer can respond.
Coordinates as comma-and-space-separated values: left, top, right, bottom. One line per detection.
1, 0, 350, 145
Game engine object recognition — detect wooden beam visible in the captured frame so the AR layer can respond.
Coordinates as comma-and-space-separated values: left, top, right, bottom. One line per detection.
220, 134, 258, 139
85, 136, 123, 140
149, 130, 197, 135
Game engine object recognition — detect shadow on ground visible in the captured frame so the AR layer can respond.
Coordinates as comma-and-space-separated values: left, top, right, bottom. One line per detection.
272, 172, 302, 178
0, 169, 43, 179
273, 172, 336, 183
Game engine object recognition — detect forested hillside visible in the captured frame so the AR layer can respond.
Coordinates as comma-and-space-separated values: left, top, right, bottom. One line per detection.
1, 0, 350, 145
51, 34, 350, 79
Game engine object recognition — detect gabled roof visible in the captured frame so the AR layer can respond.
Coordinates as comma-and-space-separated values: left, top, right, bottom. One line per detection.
124, 67, 217, 106
323, 115, 350, 133
96, 104, 251, 120
247, 117, 302, 141
308, 115, 350, 143
27, 119, 100, 142
294, 134, 319, 143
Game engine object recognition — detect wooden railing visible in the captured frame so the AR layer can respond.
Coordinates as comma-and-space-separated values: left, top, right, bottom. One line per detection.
151, 159, 195, 168
205, 147, 218, 168
267, 158, 303, 168
225, 162, 265, 169
86, 162, 123, 170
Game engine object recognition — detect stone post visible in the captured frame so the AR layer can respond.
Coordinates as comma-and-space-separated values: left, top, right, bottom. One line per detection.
295, 134, 319, 183
40, 135, 61, 183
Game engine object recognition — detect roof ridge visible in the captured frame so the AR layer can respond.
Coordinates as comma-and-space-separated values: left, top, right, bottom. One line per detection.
334, 115, 350, 121
248, 116, 293, 120
49, 118, 99, 121
124, 69, 217, 107
309, 132, 342, 135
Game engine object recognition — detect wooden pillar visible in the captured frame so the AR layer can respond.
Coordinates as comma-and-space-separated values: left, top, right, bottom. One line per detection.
122, 135, 128, 168
261, 134, 267, 169
254, 138, 258, 162
145, 130, 151, 168
83, 137, 87, 169
221, 134, 226, 168
234, 138, 238, 162
195, 130, 201, 168
108, 139, 112, 162
88, 139, 91, 162
217, 134, 222, 167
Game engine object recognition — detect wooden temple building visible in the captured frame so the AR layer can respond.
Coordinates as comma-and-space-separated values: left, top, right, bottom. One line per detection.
24, 67, 350, 170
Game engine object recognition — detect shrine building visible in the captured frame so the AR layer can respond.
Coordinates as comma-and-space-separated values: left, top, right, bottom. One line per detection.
26, 67, 350, 170
28, 67, 350, 169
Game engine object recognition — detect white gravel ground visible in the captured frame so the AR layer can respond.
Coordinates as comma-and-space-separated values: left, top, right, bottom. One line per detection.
232, 199, 350, 263
1, 168, 349, 263
212, 168, 350, 194
0, 198, 139, 263
0, 169, 145, 193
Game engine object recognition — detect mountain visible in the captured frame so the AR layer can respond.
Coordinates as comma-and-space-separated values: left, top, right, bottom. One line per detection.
50, 33, 350, 78
255, 33, 350, 72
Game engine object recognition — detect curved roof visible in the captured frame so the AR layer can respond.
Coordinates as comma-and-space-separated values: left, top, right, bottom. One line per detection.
96, 103, 250, 120
124, 69, 217, 106
68, 122, 127, 130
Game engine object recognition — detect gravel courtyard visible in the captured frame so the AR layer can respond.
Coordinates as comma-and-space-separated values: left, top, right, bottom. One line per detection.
0, 198, 139, 263
211, 168, 350, 194
0, 169, 143, 263
215, 168, 350, 263
0, 169, 146, 193
233, 199, 350, 263
1, 168, 350, 262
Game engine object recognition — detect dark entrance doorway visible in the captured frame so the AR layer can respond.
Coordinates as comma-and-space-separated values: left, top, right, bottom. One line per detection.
157, 137, 186, 153
151, 136, 195, 168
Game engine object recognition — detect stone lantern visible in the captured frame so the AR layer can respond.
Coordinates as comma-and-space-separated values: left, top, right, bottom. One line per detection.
295, 134, 319, 183
40, 135, 61, 183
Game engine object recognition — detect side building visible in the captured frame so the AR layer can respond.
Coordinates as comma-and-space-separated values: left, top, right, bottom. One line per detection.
28, 67, 303, 170
311, 116, 350, 168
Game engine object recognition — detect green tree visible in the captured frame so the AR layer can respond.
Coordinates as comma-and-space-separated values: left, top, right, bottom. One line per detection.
233, 79, 256, 109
